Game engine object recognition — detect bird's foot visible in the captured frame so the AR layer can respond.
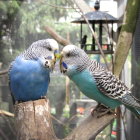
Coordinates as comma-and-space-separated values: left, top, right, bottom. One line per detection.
41, 96, 47, 100
96, 108, 114, 118
91, 103, 114, 118
14, 100, 24, 105
91, 103, 104, 115
15, 101, 19, 105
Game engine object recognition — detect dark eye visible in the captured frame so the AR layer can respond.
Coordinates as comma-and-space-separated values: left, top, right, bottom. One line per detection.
66, 53, 70, 57
48, 47, 52, 51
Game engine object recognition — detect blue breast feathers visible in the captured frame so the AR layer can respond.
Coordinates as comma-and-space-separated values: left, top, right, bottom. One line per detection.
9, 57, 50, 101
70, 69, 121, 109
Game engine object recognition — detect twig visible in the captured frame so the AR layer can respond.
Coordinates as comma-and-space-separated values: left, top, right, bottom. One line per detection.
44, 25, 70, 46
0, 110, 14, 117
0, 69, 8, 75
51, 114, 66, 126
71, 0, 110, 70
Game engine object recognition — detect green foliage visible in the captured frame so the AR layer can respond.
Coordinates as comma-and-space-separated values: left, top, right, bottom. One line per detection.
7, 0, 20, 15
0, 1, 7, 13
18, 0, 74, 37
0, 0, 79, 67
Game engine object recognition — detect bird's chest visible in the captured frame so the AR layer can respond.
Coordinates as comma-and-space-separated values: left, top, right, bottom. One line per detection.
70, 70, 100, 99
69, 70, 121, 108
10, 58, 50, 88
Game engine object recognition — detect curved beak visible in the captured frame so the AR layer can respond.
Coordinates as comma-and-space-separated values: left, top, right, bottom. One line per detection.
60, 53, 63, 73
59, 52, 67, 73
48, 50, 59, 71
54, 50, 62, 60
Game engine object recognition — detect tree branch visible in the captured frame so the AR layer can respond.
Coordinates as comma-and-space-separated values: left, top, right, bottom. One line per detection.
71, 0, 91, 13
66, 113, 115, 140
114, 0, 140, 76
0, 69, 8, 75
43, 26, 70, 46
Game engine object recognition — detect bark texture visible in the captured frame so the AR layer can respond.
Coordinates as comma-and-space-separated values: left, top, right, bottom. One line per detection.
15, 99, 57, 140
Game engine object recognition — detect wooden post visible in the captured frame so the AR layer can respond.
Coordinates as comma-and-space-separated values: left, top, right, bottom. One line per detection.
14, 99, 57, 140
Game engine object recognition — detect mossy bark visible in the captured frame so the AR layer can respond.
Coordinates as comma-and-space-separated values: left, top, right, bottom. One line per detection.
114, 0, 140, 77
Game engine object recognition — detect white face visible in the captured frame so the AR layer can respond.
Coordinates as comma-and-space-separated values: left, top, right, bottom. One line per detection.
44, 39, 59, 70
38, 39, 59, 70
60, 45, 90, 75
60, 45, 81, 74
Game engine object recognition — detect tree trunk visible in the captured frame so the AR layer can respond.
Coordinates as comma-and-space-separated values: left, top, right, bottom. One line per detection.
15, 99, 57, 140
114, 0, 140, 77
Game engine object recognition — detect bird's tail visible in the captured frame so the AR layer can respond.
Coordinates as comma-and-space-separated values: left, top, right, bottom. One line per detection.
126, 106, 140, 121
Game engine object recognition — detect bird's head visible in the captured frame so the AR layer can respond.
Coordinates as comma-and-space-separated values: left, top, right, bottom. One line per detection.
60, 45, 90, 76
28, 39, 59, 70
44, 39, 60, 70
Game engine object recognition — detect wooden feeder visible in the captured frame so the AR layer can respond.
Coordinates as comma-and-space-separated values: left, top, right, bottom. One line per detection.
71, 1, 118, 55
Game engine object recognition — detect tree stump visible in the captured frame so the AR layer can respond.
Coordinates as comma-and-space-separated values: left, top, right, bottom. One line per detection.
14, 99, 57, 140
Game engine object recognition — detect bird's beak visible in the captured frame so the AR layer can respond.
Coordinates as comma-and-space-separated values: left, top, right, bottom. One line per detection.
54, 50, 62, 60
59, 52, 67, 73
47, 50, 59, 71
60, 53, 63, 73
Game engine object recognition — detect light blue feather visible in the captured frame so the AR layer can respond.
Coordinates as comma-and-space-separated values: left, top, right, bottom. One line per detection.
69, 68, 121, 109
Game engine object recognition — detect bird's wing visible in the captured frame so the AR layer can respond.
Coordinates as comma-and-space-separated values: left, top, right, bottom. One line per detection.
92, 70, 140, 109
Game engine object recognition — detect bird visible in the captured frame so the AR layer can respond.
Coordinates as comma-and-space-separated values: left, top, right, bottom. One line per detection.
9, 39, 59, 103
59, 45, 140, 119
81, 35, 87, 50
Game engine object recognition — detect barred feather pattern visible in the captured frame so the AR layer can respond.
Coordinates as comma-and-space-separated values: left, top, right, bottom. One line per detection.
88, 60, 140, 108
63, 47, 91, 72
21, 39, 51, 60
8, 40, 52, 77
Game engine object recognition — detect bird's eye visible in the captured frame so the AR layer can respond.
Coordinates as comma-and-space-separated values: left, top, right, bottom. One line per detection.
48, 47, 52, 51
66, 53, 70, 57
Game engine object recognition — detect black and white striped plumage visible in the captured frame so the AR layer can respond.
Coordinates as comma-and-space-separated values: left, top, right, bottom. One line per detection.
22, 39, 58, 60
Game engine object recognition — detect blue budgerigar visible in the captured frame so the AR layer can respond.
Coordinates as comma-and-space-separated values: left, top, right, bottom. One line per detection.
60, 45, 140, 119
9, 39, 59, 103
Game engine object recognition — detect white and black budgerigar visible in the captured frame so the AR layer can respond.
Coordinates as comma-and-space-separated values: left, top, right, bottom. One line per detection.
60, 45, 140, 119
9, 39, 59, 103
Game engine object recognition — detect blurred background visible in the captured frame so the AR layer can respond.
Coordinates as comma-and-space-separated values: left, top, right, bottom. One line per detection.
0, 0, 139, 140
